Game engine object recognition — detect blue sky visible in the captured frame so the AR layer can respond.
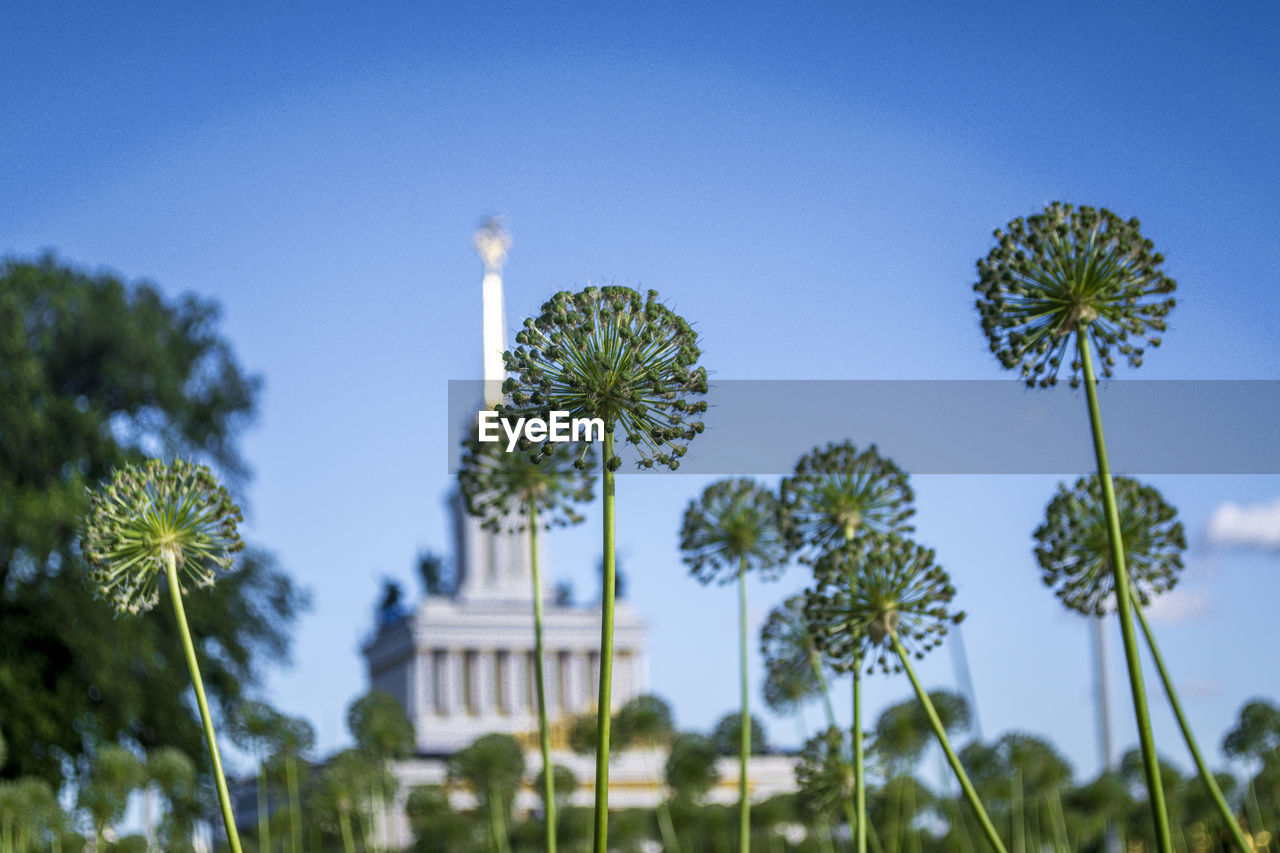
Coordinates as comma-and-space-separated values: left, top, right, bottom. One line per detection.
4, 2, 1278, 785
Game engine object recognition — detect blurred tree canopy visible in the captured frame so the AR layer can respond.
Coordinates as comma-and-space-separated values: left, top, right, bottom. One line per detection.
0, 254, 306, 787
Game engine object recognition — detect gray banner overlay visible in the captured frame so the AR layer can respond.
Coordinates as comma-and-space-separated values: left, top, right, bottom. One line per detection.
446, 380, 1280, 475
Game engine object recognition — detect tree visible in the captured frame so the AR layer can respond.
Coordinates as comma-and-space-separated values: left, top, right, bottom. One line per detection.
0, 256, 305, 788
665, 734, 720, 803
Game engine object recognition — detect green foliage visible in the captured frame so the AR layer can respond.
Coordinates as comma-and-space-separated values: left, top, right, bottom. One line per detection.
405, 784, 476, 852
665, 733, 720, 802
347, 690, 414, 762
532, 764, 578, 814
566, 712, 598, 756
447, 733, 526, 817
0, 256, 303, 787
794, 726, 853, 822
1222, 698, 1280, 763
974, 201, 1176, 388
147, 746, 199, 849
1035, 475, 1185, 615
77, 743, 144, 839
873, 690, 971, 774
613, 694, 676, 750
710, 712, 767, 756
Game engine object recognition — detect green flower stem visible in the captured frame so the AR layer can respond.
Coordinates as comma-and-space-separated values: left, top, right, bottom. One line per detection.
257, 765, 269, 853
853, 662, 866, 853
739, 562, 751, 853
164, 550, 243, 853
1077, 335, 1174, 853
592, 430, 617, 853
891, 634, 1007, 853
338, 809, 356, 853
287, 753, 302, 853
1132, 600, 1252, 851
806, 650, 859, 834
1012, 769, 1025, 853
491, 784, 512, 853
1048, 787, 1071, 853
529, 503, 558, 853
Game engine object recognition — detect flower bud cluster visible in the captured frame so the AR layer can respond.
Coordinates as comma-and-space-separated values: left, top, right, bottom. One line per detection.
803, 534, 962, 676
500, 286, 706, 470
457, 430, 595, 533
679, 478, 787, 586
82, 458, 244, 615
1034, 474, 1185, 616
779, 442, 914, 564
974, 202, 1176, 388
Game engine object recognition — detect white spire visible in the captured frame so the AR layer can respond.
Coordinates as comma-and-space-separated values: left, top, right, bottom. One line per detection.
474, 217, 512, 408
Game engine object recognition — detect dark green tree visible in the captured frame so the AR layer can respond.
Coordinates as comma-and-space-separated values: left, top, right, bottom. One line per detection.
0, 256, 304, 790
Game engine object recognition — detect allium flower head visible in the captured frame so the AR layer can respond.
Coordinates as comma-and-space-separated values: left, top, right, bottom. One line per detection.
975, 202, 1176, 388
760, 594, 827, 715
457, 432, 595, 533
793, 726, 853, 819
680, 477, 787, 585
82, 458, 244, 615
780, 441, 914, 562
500, 285, 706, 471
804, 534, 962, 675
1034, 474, 1185, 616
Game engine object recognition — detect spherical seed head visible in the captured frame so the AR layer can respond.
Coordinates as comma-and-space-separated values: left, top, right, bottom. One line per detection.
1034, 474, 1185, 616
760, 594, 827, 715
794, 725, 854, 818
82, 458, 244, 615
500, 285, 707, 471
803, 534, 961, 676
457, 430, 596, 533
974, 202, 1176, 388
680, 477, 787, 585
779, 441, 915, 563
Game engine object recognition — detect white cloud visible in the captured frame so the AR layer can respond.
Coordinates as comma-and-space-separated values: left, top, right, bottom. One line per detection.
1145, 588, 1212, 625
1206, 497, 1280, 550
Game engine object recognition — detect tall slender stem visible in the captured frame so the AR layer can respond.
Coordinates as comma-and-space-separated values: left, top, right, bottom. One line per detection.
529, 507, 558, 853
1132, 601, 1252, 851
257, 764, 269, 853
592, 431, 617, 853
853, 663, 866, 853
287, 753, 302, 853
739, 564, 751, 853
164, 550, 244, 853
490, 783, 512, 853
891, 634, 1007, 853
338, 809, 356, 853
1077, 334, 1173, 853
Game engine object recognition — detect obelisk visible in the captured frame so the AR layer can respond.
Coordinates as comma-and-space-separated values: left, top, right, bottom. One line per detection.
474, 217, 512, 408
